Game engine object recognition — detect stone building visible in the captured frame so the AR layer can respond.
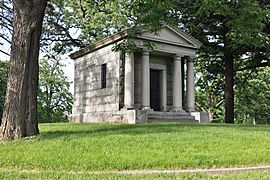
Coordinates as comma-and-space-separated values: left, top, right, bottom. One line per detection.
69, 25, 208, 123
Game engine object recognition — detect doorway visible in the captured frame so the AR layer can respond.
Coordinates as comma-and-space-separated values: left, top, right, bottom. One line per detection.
150, 69, 161, 111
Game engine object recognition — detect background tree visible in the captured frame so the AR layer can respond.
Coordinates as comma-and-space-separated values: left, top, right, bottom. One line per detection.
195, 51, 225, 122
0, 61, 9, 123
235, 67, 270, 124
176, 0, 270, 123
38, 56, 72, 123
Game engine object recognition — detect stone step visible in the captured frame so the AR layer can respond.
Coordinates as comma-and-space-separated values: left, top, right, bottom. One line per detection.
148, 114, 195, 119
148, 119, 198, 123
147, 111, 197, 123
148, 116, 195, 120
148, 111, 189, 116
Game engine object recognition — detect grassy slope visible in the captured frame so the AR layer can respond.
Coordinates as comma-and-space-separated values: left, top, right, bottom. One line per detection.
0, 123, 270, 172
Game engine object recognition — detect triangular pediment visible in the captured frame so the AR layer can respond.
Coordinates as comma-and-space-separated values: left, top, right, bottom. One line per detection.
140, 25, 201, 49
70, 25, 202, 59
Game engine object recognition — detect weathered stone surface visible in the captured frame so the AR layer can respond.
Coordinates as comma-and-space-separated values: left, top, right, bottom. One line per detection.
71, 43, 121, 123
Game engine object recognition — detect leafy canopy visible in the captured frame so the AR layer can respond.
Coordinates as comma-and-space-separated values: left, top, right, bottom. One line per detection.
38, 56, 73, 123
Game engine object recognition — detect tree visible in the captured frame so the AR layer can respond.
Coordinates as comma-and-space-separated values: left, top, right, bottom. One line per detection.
0, 61, 9, 123
195, 51, 225, 122
176, 0, 270, 123
0, 0, 48, 140
235, 67, 270, 124
38, 56, 72, 123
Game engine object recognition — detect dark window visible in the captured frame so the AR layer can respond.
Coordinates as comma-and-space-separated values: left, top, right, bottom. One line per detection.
101, 64, 107, 89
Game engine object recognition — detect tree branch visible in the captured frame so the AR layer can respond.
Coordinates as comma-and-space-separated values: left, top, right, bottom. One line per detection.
0, 48, 10, 56
236, 61, 270, 72
0, 34, 11, 44
215, 99, 224, 109
0, 13, 13, 25
195, 102, 207, 112
78, 0, 86, 18
53, 22, 85, 48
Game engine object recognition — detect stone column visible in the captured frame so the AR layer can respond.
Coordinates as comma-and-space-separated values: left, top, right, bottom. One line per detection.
187, 56, 196, 112
141, 51, 151, 110
124, 52, 134, 109
172, 54, 184, 112
161, 68, 167, 111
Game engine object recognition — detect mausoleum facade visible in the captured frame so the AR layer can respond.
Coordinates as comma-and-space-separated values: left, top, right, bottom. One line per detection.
69, 25, 208, 123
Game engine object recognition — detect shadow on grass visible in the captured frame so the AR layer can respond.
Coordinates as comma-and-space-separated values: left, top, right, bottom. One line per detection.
38, 122, 270, 140
39, 123, 188, 140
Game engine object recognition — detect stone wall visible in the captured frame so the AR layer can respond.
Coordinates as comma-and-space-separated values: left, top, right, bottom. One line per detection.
70, 44, 122, 123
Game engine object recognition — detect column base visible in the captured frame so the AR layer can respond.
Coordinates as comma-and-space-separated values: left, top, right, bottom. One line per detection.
141, 106, 152, 111
171, 107, 184, 112
187, 108, 196, 113
171, 108, 188, 115
123, 105, 135, 110
161, 106, 167, 112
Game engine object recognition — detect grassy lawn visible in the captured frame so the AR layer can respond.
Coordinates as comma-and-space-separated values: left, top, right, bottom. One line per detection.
0, 123, 270, 174
1, 170, 270, 179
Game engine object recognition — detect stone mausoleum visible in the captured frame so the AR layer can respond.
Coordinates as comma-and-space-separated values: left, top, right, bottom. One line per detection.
69, 25, 209, 123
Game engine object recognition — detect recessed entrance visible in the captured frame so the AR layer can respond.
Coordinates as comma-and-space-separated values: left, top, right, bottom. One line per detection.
150, 69, 161, 111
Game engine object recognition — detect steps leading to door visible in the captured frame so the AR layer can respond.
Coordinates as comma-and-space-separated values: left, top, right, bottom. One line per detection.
148, 111, 198, 123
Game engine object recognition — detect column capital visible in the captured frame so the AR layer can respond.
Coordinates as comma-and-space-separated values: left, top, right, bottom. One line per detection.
125, 52, 134, 58
187, 56, 196, 63
142, 50, 150, 56
174, 54, 185, 61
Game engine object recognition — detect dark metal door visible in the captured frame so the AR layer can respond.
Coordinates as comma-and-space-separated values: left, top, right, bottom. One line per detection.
150, 69, 160, 111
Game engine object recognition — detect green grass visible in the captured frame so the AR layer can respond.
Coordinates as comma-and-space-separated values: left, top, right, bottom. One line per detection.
1, 170, 270, 179
0, 123, 270, 172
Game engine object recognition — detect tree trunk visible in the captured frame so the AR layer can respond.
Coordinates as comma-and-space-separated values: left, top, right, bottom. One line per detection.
46, 106, 52, 123
224, 51, 234, 123
0, 0, 48, 141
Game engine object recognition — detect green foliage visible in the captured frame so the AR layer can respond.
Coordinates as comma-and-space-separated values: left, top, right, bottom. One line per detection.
177, 0, 270, 123
0, 59, 72, 124
44, 0, 130, 48
0, 60, 9, 122
0, 123, 270, 171
38, 57, 73, 123
235, 67, 270, 124
195, 52, 225, 122
183, 0, 270, 50
42, 0, 176, 54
